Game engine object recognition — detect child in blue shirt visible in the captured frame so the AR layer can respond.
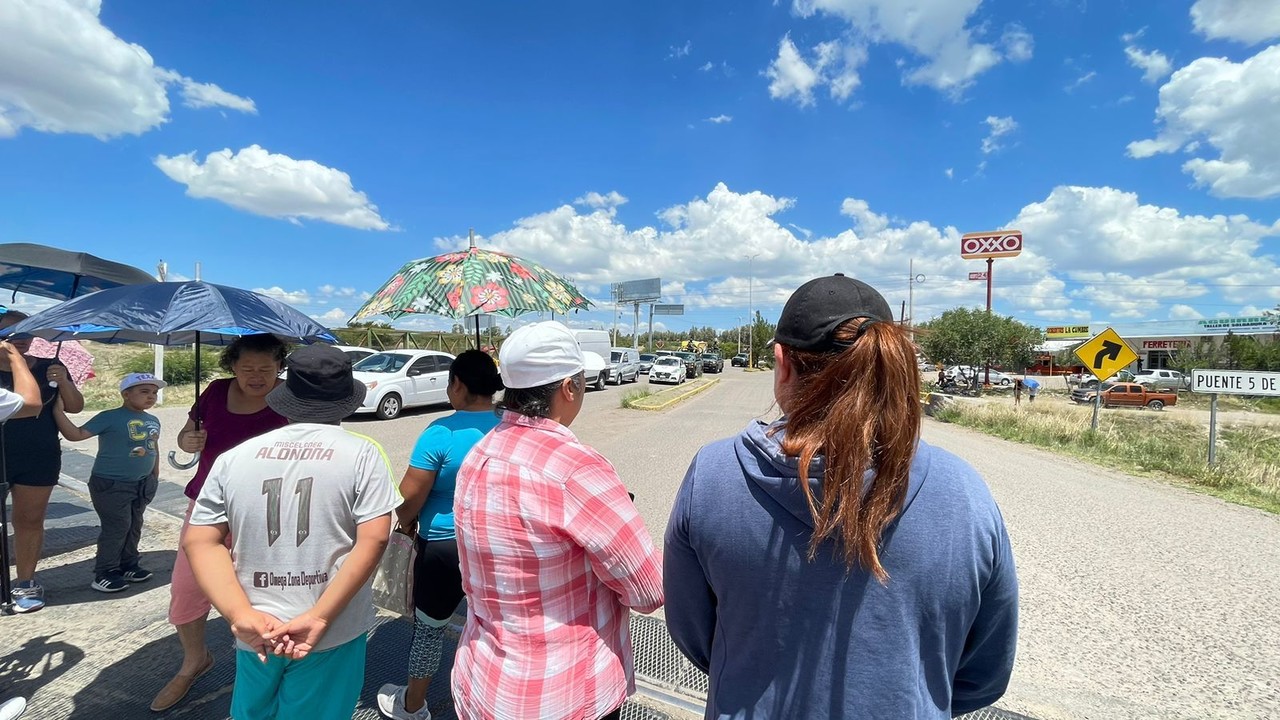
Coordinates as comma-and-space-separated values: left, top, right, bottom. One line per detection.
55, 372, 165, 593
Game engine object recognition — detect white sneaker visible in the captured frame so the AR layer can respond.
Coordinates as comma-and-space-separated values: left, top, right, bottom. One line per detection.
376, 684, 431, 720
0, 697, 27, 720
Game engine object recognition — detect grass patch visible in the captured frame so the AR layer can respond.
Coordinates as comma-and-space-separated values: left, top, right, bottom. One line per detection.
934, 401, 1280, 514
620, 389, 654, 409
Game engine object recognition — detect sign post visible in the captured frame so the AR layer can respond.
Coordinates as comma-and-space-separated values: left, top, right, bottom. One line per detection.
1073, 328, 1139, 430
961, 230, 1023, 384
1191, 369, 1280, 465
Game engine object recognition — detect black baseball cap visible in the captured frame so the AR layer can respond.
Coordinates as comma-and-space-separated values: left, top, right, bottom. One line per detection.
772, 273, 894, 352
266, 344, 367, 423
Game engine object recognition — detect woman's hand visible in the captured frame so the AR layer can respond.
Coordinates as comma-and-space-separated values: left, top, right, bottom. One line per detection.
179, 429, 207, 453
45, 363, 69, 386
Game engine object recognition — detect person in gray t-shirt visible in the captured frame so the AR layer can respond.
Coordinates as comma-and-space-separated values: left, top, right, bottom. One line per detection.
184, 345, 400, 720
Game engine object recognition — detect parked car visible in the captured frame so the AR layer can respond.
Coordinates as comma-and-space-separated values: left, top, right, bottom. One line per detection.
1072, 382, 1178, 410
1133, 368, 1187, 391
1078, 370, 1136, 389
572, 329, 612, 390
701, 353, 724, 373
731, 353, 749, 367
282, 345, 377, 379
608, 347, 642, 384
674, 351, 703, 379
351, 350, 456, 420
638, 354, 656, 373
649, 356, 686, 385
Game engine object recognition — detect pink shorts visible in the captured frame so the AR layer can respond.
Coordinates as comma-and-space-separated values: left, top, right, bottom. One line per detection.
168, 500, 231, 626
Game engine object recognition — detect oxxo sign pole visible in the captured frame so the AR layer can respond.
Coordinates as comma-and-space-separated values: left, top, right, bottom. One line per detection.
1191, 369, 1280, 466
960, 230, 1023, 386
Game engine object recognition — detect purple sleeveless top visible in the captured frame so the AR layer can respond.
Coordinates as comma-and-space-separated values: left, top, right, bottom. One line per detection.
184, 378, 289, 499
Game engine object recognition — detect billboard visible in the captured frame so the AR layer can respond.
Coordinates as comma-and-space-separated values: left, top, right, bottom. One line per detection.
1045, 325, 1090, 339
960, 230, 1023, 260
614, 278, 661, 302
653, 304, 684, 316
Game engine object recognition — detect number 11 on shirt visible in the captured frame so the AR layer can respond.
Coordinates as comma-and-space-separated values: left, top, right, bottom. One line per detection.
262, 477, 314, 547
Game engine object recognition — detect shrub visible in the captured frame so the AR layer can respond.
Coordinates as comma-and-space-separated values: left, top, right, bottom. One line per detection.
122, 348, 221, 385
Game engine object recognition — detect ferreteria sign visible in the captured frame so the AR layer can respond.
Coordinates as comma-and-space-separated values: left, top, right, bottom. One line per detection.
1142, 339, 1192, 349
1196, 316, 1276, 331
1191, 369, 1280, 397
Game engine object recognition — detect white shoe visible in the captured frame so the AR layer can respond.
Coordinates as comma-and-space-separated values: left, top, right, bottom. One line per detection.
0, 697, 27, 720
376, 684, 431, 720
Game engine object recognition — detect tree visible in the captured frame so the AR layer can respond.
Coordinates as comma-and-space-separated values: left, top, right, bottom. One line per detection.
917, 308, 1044, 391
749, 311, 777, 367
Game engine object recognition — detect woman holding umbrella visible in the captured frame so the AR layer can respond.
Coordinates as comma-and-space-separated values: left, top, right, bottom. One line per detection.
0, 309, 83, 614
151, 334, 290, 712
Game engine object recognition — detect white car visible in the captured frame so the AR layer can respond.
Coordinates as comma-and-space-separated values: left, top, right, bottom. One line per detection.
336, 345, 378, 364
351, 349, 456, 420
649, 356, 686, 385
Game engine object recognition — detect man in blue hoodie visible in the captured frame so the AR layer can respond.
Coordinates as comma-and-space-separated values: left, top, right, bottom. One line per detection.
663, 273, 1019, 719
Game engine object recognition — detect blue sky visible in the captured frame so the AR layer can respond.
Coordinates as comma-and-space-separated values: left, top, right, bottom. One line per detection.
1, 0, 1278, 337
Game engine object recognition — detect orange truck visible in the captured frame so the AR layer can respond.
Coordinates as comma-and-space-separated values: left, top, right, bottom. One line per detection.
1071, 382, 1178, 410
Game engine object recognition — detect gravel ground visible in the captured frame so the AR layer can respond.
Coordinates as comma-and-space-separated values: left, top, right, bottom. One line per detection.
62, 368, 1280, 719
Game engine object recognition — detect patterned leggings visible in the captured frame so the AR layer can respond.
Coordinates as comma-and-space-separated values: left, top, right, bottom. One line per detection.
408, 611, 449, 679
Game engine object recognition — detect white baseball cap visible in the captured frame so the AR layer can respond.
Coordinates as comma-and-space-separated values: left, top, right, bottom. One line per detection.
499, 321, 585, 390
120, 372, 167, 391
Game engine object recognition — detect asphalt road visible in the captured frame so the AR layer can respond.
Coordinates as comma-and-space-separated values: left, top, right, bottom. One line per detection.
69, 367, 1279, 719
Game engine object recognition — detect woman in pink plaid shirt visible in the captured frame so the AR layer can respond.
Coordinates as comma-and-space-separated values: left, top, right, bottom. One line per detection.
451, 322, 664, 720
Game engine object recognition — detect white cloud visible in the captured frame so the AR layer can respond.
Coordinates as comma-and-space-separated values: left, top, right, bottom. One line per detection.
166, 72, 257, 114
1010, 185, 1279, 297
318, 285, 358, 298
1128, 45, 1280, 198
839, 197, 888, 234
1169, 304, 1205, 320
699, 61, 714, 72
1001, 24, 1035, 63
781, 0, 1024, 98
574, 191, 628, 211
254, 286, 311, 306
765, 35, 825, 106
1064, 70, 1096, 92
668, 41, 691, 59
411, 182, 1278, 325
945, 167, 954, 179
154, 145, 391, 230
0, 0, 254, 139
314, 307, 348, 325
1123, 45, 1172, 84
703, 114, 733, 124
981, 115, 1018, 154
1190, 0, 1280, 44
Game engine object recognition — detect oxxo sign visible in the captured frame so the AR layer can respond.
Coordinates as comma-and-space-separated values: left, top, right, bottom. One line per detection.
960, 230, 1023, 260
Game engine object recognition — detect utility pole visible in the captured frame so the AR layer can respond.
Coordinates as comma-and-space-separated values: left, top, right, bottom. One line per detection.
154, 260, 168, 404
908, 260, 925, 343
746, 253, 760, 368
737, 316, 743, 355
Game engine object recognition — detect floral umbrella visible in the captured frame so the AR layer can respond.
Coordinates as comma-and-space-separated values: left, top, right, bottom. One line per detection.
350, 231, 593, 347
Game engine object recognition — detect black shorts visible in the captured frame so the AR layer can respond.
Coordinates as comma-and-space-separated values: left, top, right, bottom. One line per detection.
412, 537, 464, 621
6, 461, 61, 487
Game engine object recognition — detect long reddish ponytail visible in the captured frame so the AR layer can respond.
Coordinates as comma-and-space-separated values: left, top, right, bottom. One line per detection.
778, 318, 922, 582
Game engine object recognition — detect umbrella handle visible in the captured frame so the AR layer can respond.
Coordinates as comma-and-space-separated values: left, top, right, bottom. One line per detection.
168, 450, 200, 470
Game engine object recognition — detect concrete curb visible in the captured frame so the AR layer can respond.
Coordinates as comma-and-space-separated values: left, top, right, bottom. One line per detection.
629, 377, 721, 411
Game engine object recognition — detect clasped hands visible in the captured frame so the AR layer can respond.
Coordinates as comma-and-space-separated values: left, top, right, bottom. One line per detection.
230, 609, 329, 663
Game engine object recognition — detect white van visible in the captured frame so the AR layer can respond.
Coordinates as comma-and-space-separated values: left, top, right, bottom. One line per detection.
571, 329, 611, 390
608, 347, 641, 384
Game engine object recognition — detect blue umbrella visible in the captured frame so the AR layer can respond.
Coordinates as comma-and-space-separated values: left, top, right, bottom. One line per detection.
8, 281, 337, 468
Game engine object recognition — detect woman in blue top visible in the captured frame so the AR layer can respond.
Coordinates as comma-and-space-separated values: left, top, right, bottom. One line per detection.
378, 350, 502, 720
